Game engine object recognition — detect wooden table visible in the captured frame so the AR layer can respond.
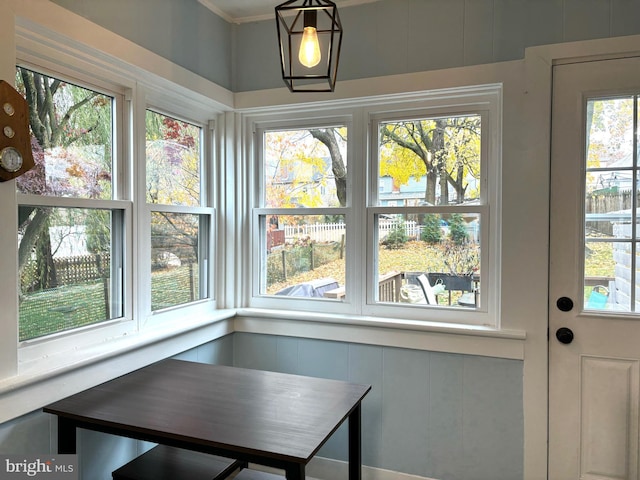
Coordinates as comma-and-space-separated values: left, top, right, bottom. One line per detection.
44, 359, 371, 480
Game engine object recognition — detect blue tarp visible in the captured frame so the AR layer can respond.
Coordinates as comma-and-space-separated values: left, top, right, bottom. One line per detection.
275, 278, 339, 298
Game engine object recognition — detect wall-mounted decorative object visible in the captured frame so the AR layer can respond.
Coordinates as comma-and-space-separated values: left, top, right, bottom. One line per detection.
0, 80, 34, 181
275, 0, 343, 92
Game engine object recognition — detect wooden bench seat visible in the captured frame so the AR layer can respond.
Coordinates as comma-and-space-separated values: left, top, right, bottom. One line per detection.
112, 445, 243, 480
235, 468, 285, 479
112, 444, 284, 480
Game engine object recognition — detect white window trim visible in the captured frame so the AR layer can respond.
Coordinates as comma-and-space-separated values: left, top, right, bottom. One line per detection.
136, 99, 217, 326
11, 13, 226, 373
249, 112, 357, 315
244, 86, 502, 327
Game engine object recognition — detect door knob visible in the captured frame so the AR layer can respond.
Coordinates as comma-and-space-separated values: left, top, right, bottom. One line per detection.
556, 327, 574, 344
556, 297, 574, 312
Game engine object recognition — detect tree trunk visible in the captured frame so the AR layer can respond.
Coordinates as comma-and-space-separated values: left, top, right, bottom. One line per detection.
309, 129, 347, 207
433, 120, 448, 205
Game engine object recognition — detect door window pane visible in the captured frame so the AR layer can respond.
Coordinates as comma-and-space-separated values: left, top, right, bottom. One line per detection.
18, 206, 122, 341
584, 96, 638, 311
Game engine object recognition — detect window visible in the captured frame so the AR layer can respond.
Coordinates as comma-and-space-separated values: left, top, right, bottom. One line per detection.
249, 87, 500, 326
145, 110, 211, 312
16, 66, 127, 341
15, 66, 217, 349
253, 124, 349, 309
371, 113, 483, 309
583, 95, 639, 311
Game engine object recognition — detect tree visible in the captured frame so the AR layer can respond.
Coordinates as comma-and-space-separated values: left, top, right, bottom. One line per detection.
421, 214, 442, 244
309, 128, 347, 207
16, 67, 112, 291
145, 111, 202, 264
264, 128, 346, 209
448, 213, 468, 245
379, 116, 481, 205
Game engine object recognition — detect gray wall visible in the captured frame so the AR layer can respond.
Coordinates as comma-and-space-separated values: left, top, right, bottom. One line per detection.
233, 333, 523, 480
50, 0, 234, 90
1, 333, 523, 480
236, 0, 640, 91
51, 0, 640, 92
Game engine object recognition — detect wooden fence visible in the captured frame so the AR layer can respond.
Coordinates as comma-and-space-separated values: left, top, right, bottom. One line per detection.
283, 220, 422, 243
585, 191, 638, 309
585, 190, 633, 214
55, 254, 110, 285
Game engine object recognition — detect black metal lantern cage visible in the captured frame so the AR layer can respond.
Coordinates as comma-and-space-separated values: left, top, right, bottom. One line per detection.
275, 0, 343, 92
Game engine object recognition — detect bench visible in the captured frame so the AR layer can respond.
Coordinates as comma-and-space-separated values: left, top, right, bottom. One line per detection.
235, 469, 285, 479
112, 444, 283, 480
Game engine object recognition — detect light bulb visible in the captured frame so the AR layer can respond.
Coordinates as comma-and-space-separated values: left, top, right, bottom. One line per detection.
299, 26, 321, 68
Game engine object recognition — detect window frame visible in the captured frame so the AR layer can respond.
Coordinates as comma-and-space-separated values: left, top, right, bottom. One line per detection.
364, 105, 494, 325
138, 97, 217, 326
15, 47, 220, 366
249, 113, 356, 315
246, 87, 502, 327
15, 61, 135, 362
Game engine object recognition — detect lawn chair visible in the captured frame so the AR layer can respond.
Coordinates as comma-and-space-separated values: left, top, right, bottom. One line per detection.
416, 274, 439, 305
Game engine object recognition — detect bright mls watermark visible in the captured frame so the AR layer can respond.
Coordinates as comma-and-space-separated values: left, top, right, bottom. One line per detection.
0, 456, 77, 479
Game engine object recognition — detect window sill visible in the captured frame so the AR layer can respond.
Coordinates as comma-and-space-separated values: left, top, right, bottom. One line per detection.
0, 310, 235, 423
235, 308, 526, 360
1, 307, 525, 424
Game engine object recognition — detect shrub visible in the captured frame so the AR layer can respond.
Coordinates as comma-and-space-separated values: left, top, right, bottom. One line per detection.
381, 220, 409, 249
421, 214, 442, 244
448, 213, 468, 245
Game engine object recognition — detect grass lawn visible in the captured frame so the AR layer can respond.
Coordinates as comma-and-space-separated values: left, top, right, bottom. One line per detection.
19, 265, 197, 341
266, 241, 471, 294
20, 240, 609, 340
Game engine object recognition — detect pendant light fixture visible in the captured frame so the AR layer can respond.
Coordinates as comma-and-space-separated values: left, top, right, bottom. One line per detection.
275, 0, 343, 92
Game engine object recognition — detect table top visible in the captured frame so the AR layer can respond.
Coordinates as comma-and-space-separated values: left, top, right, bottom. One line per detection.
44, 359, 371, 464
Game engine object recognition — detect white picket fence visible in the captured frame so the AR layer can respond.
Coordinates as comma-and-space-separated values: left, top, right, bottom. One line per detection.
284, 220, 421, 243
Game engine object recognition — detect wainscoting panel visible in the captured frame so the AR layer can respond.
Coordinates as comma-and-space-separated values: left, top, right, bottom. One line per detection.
232, 332, 523, 480
580, 356, 639, 480
0, 333, 522, 480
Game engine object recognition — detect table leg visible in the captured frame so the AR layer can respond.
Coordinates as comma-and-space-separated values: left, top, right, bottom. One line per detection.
348, 404, 362, 480
284, 463, 305, 480
57, 418, 77, 454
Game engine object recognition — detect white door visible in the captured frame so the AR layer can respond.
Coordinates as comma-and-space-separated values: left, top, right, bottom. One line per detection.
550, 57, 640, 480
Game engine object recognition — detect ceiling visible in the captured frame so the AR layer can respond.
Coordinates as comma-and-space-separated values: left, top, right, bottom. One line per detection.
198, 0, 381, 23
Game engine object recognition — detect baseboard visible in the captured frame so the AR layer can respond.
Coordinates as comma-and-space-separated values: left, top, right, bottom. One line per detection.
248, 456, 437, 480
307, 456, 437, 480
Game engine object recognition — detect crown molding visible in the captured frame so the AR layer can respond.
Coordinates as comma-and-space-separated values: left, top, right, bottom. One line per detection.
198, 0, 381, 24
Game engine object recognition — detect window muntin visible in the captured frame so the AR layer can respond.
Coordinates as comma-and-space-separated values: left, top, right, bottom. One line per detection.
16, 66, 125, 341
145, 110, 210, 312
372, 114, 484, 310
258, 126, 348, 301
